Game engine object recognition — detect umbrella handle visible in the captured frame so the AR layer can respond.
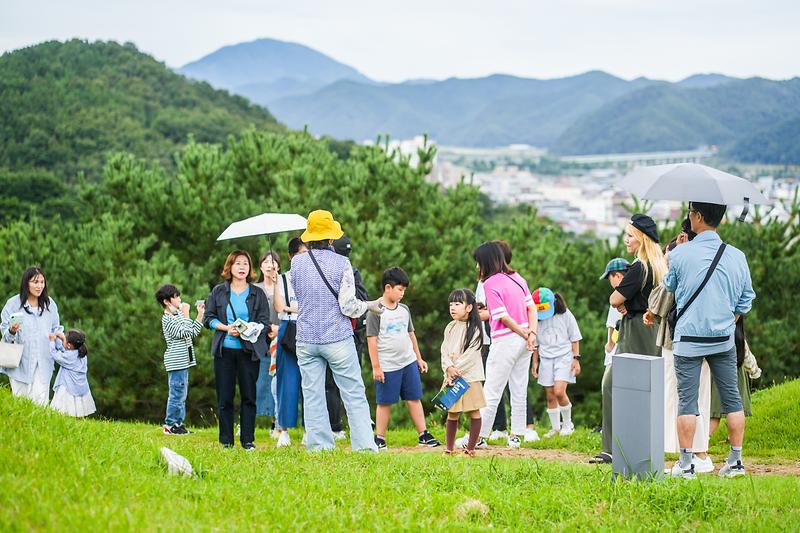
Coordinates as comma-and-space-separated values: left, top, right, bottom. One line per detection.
738, 197, 750, 222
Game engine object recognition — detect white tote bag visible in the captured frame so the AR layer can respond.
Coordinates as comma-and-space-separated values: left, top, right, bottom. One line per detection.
0, 340, 23, 368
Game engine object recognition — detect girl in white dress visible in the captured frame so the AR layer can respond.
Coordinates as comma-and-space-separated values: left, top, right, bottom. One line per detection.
49, 330, 96, 417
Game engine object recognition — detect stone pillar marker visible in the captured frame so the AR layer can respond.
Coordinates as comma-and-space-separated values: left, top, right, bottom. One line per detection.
612, 353, 665, 480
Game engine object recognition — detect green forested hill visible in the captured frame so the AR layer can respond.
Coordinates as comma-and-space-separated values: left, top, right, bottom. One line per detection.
552, 77, 800, 157
0, 39, 283, 220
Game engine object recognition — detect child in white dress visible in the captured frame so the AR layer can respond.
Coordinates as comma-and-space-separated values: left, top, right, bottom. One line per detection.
49, 329, 96, 417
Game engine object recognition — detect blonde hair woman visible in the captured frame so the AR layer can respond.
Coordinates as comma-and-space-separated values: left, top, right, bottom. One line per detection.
594, 214, 664, 464
610, 214, 665, 354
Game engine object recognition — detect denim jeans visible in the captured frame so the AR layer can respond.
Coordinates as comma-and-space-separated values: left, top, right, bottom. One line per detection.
297, 338, 377, 452
276, 320, 302, 429
165, 368, 189, 426
256, 356, 275, 417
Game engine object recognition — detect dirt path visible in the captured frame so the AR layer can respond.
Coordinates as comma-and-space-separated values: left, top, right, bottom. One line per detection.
388, 446, 800, 476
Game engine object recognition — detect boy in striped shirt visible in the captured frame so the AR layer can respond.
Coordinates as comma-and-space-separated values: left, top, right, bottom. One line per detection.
156, 284, 204, 435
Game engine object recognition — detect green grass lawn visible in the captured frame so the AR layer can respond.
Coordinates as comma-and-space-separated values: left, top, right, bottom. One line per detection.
1, 381, 799, 531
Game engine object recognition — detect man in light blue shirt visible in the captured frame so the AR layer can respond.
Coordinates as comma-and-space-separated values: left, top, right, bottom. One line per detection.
663, 201, 755, 478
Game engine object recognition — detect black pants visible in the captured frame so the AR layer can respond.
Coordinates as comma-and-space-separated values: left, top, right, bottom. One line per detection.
215, 348, 260, 445
326, 366, 343, 432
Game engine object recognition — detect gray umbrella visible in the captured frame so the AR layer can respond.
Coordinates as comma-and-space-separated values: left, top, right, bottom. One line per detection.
620, 163, 769, 205
619, 163, 769, 220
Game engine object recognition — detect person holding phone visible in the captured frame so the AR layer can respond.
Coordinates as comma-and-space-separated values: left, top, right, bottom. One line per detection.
204, 250, 271, 450
155, 284, 205, 435
1, 267, 63, 405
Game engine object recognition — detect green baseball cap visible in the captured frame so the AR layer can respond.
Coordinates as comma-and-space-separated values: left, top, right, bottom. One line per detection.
599, 257, 630, 280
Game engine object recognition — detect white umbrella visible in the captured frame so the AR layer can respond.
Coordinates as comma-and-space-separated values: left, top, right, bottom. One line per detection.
619, 163, 769, 206
216, 213, 307, 241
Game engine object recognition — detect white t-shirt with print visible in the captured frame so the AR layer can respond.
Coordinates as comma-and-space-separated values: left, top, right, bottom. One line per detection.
365, 303, 416, 372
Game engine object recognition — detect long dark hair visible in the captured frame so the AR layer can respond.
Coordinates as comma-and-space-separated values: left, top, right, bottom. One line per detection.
19, 266, 50, 315
473, 242, 514, 281
449, 289, 482, 353
553, 292, 568, 315
66, 329, 88, 358
257, 251, 281, 282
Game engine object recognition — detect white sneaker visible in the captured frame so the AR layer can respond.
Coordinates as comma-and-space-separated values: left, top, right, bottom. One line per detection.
559, 423, 575, 436
332, 430, 347, 441
691, 455, 715, 474
301, 433, 307, 446
507, 436, 522, 449
718, 460, 746, 478
276, 431, 291, 447
524, 428, 540, 442
488, 430, 508, 441
668, 462, 696, 479
544, 429, 560, 438
454, 434, 470, 448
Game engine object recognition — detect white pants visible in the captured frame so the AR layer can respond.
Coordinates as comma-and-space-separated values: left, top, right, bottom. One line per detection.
663, 347, 711, 453
9, 362, 51, 406
480, 334, 531, 436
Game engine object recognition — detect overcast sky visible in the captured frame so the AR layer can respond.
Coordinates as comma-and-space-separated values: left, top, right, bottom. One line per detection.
2, 0, 798, 82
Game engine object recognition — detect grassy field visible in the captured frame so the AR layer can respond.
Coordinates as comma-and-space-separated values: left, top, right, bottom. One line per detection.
1, 381, 799, 531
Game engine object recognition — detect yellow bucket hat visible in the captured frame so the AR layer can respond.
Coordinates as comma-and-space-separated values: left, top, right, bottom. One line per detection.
301, 210, 344, 242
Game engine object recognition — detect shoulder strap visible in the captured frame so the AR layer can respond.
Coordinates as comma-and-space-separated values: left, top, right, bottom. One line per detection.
504, 273, 527, 295
281, 273, 290, 305
308, 250, 339, 299
676, 243, 727, 324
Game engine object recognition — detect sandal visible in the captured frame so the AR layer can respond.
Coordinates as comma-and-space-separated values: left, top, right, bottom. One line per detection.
464, 449, 476, 457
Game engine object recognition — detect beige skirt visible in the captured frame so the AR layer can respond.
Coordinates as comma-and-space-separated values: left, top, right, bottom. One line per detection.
448, 381, 486, 413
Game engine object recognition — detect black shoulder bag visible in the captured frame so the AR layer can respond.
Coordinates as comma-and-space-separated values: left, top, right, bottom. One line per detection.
667, 243, 726, 341
279, 274, 297, 354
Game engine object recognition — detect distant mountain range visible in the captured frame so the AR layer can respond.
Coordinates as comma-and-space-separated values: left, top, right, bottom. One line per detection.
179, 38, 373, 106
179, 38, 800, 163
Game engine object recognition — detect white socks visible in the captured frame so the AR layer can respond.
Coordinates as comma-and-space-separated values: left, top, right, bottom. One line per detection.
547, 408, 560, 431
559, 403, 572, 428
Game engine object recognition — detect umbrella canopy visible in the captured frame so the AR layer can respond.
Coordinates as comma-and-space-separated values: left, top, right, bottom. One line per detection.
216, 213, 307, 241
619, 163, 769, 206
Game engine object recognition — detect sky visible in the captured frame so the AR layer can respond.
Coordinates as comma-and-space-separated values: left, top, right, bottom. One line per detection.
1, 0, 798, 83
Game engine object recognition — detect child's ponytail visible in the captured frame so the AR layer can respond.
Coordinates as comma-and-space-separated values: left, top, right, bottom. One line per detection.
553, 293, 568, 315
66, 329, 88, 358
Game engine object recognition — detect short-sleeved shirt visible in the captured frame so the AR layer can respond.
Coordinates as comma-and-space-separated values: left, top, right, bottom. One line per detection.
277, 272, 298, 321
475, 281, 490, 345
604, 305, 622, 365
536, 309, 582, 359
366, 303, 415, 372
615, 260, 654, 315
484, 272, 534, 340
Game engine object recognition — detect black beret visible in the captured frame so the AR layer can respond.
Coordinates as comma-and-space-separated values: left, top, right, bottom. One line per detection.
630, 213, 660, 244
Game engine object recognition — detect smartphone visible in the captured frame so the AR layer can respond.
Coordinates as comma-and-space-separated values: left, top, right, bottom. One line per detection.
10, 312, 24, 327
195, 300, 205, 307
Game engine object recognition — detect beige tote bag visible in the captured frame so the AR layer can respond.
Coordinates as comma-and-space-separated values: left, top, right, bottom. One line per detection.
0, 340, 23, 368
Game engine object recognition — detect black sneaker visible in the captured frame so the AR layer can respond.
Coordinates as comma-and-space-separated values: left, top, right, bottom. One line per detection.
374, 436, 387, 450
242, 442, 256, 451
170, 424, 188, 435
222, 443, 234, 449
177, 424, 191, 435
418, 431, 441, 447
